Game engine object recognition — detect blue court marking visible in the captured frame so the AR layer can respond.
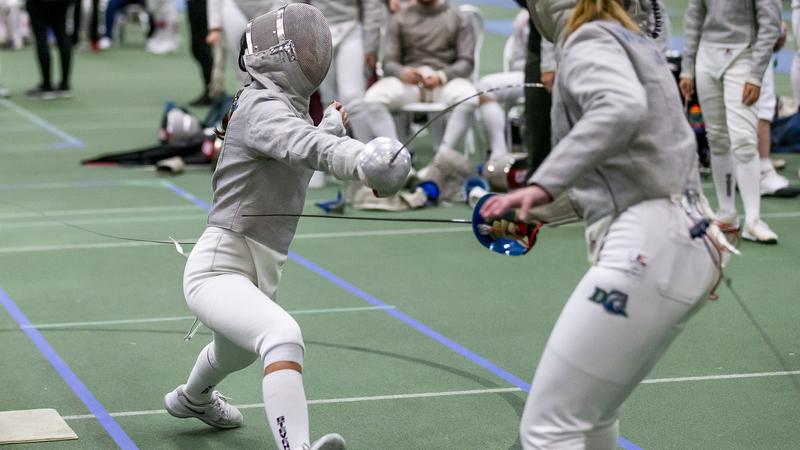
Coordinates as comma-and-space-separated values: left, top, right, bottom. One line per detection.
162, 180, 211, 210
0, 287, 137, 449
0, 98, 85, 149
163, 182, 643, 450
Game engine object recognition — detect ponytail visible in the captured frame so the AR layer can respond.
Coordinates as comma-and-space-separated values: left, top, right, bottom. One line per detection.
566, 0, 639, 37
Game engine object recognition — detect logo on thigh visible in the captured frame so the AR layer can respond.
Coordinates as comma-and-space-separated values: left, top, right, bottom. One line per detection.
589, 287, 629, 317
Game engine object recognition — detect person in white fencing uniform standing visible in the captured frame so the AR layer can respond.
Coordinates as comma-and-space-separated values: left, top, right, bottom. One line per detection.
482, 0, 723, 447
206, 0, 298, 82
310, 0, 386, 142
679, 0, 782, 244
163, 5, 411, 450
756, 21, 790, 196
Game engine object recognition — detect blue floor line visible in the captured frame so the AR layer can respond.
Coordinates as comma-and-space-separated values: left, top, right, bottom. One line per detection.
0, 287, 137, 449
0, 98, 85, 149
163, 182, 642, 450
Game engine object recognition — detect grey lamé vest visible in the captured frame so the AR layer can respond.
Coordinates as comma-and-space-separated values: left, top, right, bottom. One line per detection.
530, 20, 700, 226
206, 43, 362, 254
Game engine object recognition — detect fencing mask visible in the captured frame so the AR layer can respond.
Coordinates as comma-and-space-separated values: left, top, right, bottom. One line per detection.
242, 4, 333, 97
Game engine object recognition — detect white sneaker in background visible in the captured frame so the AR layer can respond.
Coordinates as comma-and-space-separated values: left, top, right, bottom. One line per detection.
0, 85, 9, 98
760, 170, 790, 195
97, 37, 111, 50
306, 433, 346, 450
164, 385, 243, 429
742, 219, 778, 245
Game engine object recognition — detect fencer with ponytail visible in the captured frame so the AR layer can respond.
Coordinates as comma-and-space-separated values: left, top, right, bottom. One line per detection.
565, 0, 640, 37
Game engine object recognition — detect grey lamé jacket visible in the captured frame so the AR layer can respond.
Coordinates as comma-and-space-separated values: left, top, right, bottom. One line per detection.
206, 50, 363, 253
530, 20, 700, 226
681, 0, 781, 84
309, 0, 387, 54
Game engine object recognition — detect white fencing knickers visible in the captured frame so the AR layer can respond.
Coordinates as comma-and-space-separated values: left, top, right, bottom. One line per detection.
695, 43, 761, 224
363, 74, 479, 145
218, 0, 249, 84
319, 21, 366, 110
183, 227, 305, 374
520, 199, 717, 450
757, 62, 776, 122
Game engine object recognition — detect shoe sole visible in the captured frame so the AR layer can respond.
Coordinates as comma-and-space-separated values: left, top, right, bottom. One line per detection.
163, 392, 242, 429
741, 232, 777, 245
311, 435, 346, 450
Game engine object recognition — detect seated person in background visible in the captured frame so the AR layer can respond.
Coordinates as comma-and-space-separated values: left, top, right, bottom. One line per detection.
360, 0, 476, 155
98, 0, 155, 50
444, 9, 554, 159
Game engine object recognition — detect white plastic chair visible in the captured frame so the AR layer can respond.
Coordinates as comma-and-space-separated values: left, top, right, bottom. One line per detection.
397, 4, 485, 152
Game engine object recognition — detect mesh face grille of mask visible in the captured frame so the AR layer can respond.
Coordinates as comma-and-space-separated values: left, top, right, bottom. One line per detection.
283, 4, 332, 87
247, 4, 332, 88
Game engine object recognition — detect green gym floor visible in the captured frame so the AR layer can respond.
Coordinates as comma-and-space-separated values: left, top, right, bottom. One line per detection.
1, 1, 799, 449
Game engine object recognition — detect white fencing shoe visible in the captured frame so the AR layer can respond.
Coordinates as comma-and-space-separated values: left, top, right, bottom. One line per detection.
164, 385, 243, 429
742, 219, 778, 245
760, 170, 790, 196
306, 433, 346, 450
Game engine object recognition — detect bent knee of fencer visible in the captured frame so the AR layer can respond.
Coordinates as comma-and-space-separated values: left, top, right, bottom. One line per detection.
364, 77, 406, 107
520, 408, 619, 450
209, 339, 258, 373
255, 319, 305, 368
729, 139, 758, 164
704, 128, 732, 156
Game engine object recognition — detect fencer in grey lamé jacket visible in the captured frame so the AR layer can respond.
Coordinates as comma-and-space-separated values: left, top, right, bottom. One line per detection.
529, 20, 700, 226
309, 0, 387, 54
206, 48, 363, 254
681, 0, 781, 85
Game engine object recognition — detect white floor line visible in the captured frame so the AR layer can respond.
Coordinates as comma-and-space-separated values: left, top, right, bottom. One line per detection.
0, 214, 204, 229
294, 227, 468, 240
61, 387, 523, 420
0, 240, 183, 254
642, 370, 800, 384
10, 214, 201, 229
0, 205, 199, 220
0, 98, 84, 148
0, 122, 155, 133
760, 211, 800, 219
59, 370, 800, 421
23, 305, 396, 330
0, 179, 160, 190
0, 228, 468, 254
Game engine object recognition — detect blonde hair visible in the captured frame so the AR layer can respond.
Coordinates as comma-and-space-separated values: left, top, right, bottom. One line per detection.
566, 0, 640, 37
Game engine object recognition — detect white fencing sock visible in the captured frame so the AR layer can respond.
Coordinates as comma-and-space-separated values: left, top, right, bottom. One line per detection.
184, 344, 228, 404
710, 152, 737, 219
736, 157, 762, 225
441, 103, 476, 150
263, 369, 310, 450
480, 101, 509, 156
